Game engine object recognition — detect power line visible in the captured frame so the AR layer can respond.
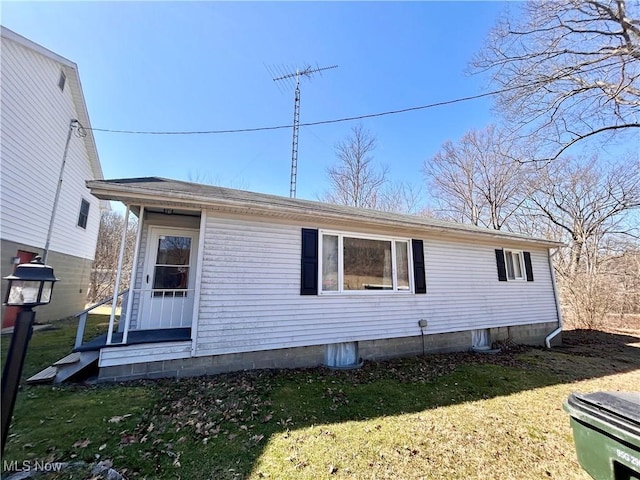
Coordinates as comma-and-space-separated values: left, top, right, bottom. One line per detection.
79, 59, 624, 137
86, 87, 507, 136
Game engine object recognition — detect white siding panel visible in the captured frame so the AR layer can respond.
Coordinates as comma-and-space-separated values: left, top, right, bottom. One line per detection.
0, 36, 100, 259
195, 213, 559, 357
99, 341, 192, 367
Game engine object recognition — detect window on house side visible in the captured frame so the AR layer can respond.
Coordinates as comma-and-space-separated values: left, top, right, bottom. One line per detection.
322, 234, 339, 291
77, 199, 90, 229
395, 241, 410, 290
58, 70, 66, 92
504, 250, 524, 280
320, 231, 411, 293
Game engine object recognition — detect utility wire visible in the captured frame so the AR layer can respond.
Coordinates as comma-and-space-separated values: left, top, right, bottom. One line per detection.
86, 87, 508, 136
77, 60, 624, 136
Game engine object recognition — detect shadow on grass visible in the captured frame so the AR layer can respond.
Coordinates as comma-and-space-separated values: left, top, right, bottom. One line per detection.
2, 326, 639, 479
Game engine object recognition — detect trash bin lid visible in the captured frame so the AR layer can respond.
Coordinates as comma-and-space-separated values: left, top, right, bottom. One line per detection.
567, 392, 640, 437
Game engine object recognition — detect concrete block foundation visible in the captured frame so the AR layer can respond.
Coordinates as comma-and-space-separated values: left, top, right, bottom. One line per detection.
98, 321, 560, 382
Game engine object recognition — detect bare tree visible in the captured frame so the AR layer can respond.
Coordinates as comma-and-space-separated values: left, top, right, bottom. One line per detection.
187, 170, 250, 191
423, 125, 532, 230
529, 155, 640, 277
474, 0, 640, 160
88, 211, 138, 303
558, 236, 640, 329
377, 181, 426, 215
321, 125, 388, 209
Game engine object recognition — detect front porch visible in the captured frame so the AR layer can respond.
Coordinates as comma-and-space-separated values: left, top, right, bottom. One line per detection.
27, 204, 204, 384
75, 327, 192, 352
87, 204, 202, 352
26, 290, 195, 384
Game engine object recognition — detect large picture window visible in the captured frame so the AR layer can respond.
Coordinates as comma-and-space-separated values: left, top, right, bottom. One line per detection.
320, 231, 412, 293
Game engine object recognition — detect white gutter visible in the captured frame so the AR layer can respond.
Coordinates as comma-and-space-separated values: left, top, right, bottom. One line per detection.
545, 247, 563, 348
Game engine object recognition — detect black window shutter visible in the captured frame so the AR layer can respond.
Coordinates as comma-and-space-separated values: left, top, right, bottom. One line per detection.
523, 251, 534, 282
412, 239, 427, 294
301, 228, 318, 295
495, 249, 507, 282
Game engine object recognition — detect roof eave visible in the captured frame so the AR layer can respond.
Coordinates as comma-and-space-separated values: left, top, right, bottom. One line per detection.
86, 181, 564, 249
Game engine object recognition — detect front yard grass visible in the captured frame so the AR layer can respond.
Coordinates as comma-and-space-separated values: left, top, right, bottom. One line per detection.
1, 317, 638, 479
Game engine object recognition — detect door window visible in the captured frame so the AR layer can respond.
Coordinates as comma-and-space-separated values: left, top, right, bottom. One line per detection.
152, 235, 192, 297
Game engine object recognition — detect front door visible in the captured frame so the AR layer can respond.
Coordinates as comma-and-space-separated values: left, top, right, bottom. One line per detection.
138, 227, 199, 330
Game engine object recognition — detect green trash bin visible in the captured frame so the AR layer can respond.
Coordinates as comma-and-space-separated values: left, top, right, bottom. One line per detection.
564, 392, 640, 480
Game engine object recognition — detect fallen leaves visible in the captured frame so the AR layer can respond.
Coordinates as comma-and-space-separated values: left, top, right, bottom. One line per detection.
72, 438, 91, 449
108, 414, 132, 424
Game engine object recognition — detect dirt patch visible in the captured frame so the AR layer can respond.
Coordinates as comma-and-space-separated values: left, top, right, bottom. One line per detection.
556, 315, 640, 364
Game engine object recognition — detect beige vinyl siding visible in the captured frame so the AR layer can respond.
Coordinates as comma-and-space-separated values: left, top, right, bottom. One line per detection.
0, 35, 100, 260
194, 213, 558, 357
0, 239, 93, 322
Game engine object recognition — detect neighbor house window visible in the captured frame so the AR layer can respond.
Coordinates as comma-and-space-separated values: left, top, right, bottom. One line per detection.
58, 70, 66, 92
319, 231, 412, 293
77, 199, 90, 229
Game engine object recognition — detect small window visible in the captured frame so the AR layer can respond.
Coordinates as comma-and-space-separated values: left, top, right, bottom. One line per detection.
504, 250, 524, 280
58, 70, 66, 92
77, 199, 90, 229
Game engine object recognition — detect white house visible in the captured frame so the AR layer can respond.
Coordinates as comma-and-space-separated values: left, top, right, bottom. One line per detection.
50, 176, 562, 383
0, 27, 104, 325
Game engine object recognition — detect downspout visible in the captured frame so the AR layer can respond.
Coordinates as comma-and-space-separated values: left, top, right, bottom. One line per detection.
43, 119, 78, 263
545, 247, 563, 348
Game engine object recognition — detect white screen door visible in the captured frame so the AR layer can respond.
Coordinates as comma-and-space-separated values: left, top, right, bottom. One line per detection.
138, 227, 199, 330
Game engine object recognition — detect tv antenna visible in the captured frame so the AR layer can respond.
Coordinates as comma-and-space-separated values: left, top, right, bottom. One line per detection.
271, 64, 338, 198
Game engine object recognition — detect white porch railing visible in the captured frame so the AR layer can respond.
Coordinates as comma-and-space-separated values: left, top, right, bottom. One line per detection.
74, 289, 129, 349
122, 288, 195, 333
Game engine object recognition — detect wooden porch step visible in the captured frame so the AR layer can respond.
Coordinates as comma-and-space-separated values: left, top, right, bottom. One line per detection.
53, 352, 81, 366
26, 366, 57, 384
26, 351, 99, 385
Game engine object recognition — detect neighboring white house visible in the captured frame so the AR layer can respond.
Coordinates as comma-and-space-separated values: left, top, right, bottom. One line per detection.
60, 177, 562, 383
0, 27, 104, 325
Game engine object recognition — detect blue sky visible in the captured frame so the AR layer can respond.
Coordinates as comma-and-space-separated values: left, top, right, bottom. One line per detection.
4, 1, 513, 201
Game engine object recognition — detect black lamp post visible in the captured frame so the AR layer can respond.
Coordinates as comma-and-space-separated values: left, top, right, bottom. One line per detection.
1, 256, 57, 455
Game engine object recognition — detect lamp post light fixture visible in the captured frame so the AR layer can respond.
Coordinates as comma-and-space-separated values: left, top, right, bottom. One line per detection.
1, 255, 57, 455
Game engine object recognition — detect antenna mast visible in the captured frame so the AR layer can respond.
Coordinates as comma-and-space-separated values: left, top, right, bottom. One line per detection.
273, 64, 338, 198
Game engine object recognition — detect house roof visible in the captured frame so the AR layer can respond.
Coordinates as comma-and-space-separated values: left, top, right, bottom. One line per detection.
87, 177, 563, 248
1, 26, 104, 182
